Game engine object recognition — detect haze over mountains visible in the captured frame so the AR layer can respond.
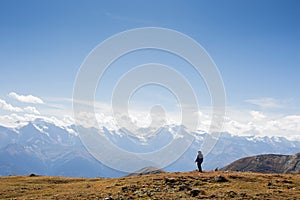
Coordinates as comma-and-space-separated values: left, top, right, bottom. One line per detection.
1, 118, 300, 177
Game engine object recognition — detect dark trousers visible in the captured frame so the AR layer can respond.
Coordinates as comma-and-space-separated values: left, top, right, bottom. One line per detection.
197, 158, 203, 172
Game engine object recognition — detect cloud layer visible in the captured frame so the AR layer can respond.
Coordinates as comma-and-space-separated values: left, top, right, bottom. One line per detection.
246, 97, 283, 109
1, 92, 300, 141
0, 99, 23, 112
9, 92, 44, 104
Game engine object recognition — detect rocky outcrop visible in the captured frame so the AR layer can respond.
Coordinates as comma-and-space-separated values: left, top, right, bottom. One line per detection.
221, 152, 300, 173
127, 166, 165, 176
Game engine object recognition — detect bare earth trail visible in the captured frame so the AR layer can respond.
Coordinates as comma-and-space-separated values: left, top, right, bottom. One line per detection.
0, 171, 300, 199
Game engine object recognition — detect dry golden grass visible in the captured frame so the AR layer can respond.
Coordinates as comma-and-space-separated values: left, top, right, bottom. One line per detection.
0, 171, 300, 199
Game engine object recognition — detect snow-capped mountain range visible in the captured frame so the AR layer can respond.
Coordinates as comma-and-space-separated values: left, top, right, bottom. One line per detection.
0, 118, 300, 177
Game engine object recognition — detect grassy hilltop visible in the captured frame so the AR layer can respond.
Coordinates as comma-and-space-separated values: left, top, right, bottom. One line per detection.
1, 171, 300, 199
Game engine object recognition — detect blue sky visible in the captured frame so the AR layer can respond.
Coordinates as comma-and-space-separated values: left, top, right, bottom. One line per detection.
0, 0, 300, 139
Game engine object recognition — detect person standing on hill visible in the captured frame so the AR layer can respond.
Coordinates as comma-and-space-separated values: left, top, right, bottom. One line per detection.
195, 150, 203, 172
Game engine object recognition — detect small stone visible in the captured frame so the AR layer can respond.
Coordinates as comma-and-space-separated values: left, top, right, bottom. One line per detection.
104, 197, 113, 200
147, 191, 155, 197
29, 173, 37, 177
239, 192, 247, 197
178, 184, 191, 191
282, 180, 293, 184
214, 175, 228, 182
267, 182, 273, 186
165, 177, 176, 184
267, 182, 275, 189
154, 186, 162, 192
226, 190, 237, 198
190, 188, 205, 197
121, 186, 128, 192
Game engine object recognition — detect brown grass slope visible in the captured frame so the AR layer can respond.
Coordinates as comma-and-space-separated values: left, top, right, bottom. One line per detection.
1, 171, 300, 199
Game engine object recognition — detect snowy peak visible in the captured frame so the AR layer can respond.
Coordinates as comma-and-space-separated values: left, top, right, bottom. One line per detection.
1, 119, 300, 177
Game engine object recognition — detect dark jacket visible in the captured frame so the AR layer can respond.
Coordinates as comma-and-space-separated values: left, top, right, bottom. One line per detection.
195, 152, 203, 163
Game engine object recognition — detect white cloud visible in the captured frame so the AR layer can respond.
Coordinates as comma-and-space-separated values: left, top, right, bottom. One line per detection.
246, 97, 283, 109
9, 92, 44, 104
0, 97, 40, 115
220, 109, 300, 140
24, 106, 40, 115
0, 112, 75, 130
0, 99, 23, 112
250, 110, 266, 120
0, 114, 28, 128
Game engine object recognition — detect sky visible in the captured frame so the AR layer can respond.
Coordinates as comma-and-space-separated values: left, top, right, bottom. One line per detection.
0, 0, 300, 139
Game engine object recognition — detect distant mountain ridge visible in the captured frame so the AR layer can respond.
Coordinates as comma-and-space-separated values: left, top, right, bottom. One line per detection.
1, 118, 300, 177
221, 152, 300, 173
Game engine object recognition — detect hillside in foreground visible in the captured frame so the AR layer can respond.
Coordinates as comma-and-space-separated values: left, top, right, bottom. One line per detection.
1, 171, 300, 199
221, 153, 300, 174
